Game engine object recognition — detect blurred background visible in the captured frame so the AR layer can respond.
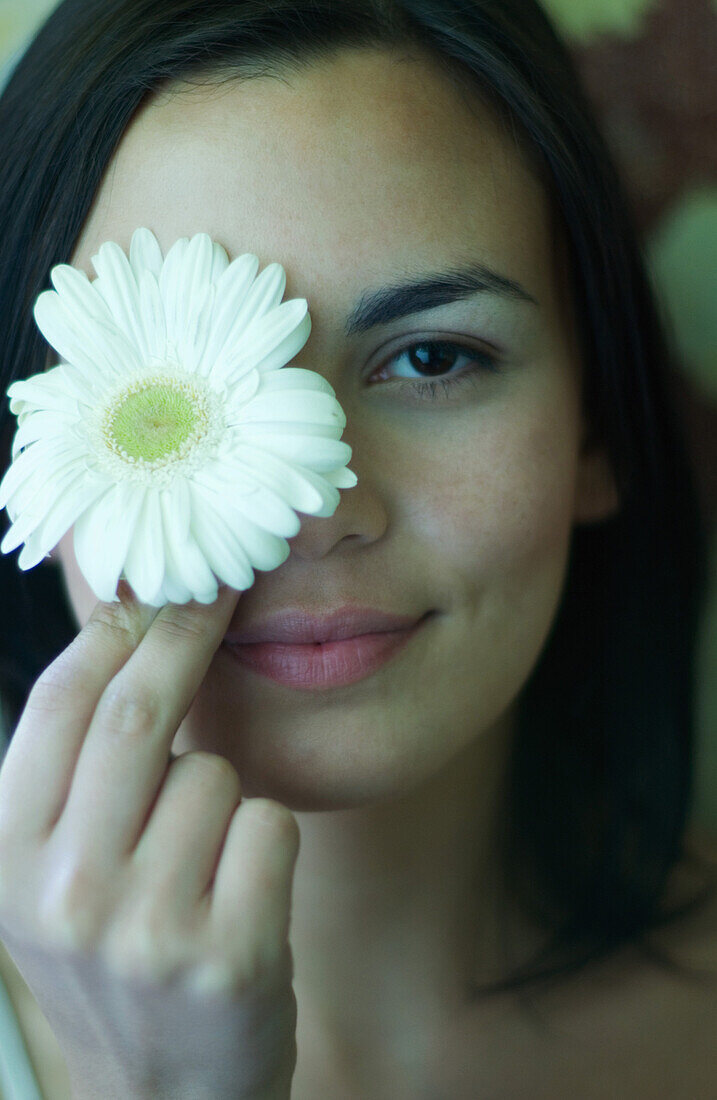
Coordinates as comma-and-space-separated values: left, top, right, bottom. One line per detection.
0, 0, 715, 826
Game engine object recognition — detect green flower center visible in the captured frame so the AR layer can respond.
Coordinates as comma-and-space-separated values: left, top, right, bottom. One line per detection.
102, 374, 210, 466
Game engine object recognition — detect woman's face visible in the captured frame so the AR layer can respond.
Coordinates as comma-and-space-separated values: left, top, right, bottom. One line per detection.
55, 47, 617, 809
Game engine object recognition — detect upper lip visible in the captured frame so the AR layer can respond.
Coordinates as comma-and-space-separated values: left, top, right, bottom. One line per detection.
223, 606, 426, 645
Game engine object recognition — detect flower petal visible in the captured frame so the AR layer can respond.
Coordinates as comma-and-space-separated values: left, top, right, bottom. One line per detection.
129, 228, 164, 281
158, 237, 190, 350
195, 253, 260, 377
253, 366, 338, 398
44, 273, 142, 375
50, 265, 118, 333
8, 364, 92, 419
159, 480, 217, 601
215, 444, 325, 512
91, 241, 148, 360
184, 234, 215, 310
34, 290, 141, 388
159, 234, 214, 353
237, 433, 352, 473
1, 455, 81, 554
4, 457, 105, 561
216, 368, 260, 414
178, 282, 215, 374
11, 409, 75, 453
161, 530, 217, 605
162, 476, 191, 542
0, 438, 82, 511
153, 571, 193, 607
12, 527, 52, 571
223, 366, 342, 435
73, 481, 146, 602
193, 467, 300, 539
2, 449, 87, 532
236, 420, 341, 442
322, 465, 358, 489
161, 530, 215, 602
123, 490, 165, 604
170, 233, 215, 363
224, 512, 290, 574
236, 261, 286, 321
234, 386, 345, 431
137, 269, 168, 362
190, 480, 288, 575
233, 490, 301, 539
214, 301, 311, 387
16, 472, 108, 568
210, 241, 230, 284
209, 264, 288, 380
219, 448, 332, 516
188, 484, 256, 590
278, 465, 342, 516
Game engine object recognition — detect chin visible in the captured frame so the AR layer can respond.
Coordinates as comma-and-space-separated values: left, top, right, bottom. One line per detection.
173, 683, 453, 814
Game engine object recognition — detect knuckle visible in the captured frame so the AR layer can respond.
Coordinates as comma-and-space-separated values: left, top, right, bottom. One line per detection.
183, 957, 243, 998
95, 681, 161, 739
85, 604, 144, 651
25, 653, 85, 716
102, 910, 193, 985
38, 862, 105, 951
209, 946, 265, 996
205, 908, 293, 997
102, 937, 172, 985
153, 608, 208, 646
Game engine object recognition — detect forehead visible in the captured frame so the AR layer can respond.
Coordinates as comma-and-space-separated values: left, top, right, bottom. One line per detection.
73, 47, 553, 307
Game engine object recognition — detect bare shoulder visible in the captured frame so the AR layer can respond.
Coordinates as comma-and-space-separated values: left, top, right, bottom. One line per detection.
487, 824, 717, 1098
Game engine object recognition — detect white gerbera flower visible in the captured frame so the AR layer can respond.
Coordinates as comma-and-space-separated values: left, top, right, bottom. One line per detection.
0, 229, 357, 606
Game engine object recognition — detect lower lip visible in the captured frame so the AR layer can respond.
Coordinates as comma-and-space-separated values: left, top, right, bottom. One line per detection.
222, 616, 431, 690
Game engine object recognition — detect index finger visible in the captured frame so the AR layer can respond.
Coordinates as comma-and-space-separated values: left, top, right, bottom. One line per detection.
53, 583, 241, 857
0, 583, 238, 840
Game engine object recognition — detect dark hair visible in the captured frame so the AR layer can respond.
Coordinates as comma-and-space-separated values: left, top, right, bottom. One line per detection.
0, 0, 712, 994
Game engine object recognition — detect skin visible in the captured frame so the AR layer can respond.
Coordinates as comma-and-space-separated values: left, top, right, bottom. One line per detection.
32, 45, 631, 1093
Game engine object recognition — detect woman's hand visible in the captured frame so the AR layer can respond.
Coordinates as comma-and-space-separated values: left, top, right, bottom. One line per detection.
0, 583, 300, 1100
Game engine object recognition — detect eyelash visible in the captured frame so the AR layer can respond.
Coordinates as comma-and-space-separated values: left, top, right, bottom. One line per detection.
373, 339, 501, 401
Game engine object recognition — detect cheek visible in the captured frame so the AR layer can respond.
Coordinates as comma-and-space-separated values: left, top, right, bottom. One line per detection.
398, 407, 579, 713
404, 407, 578, 586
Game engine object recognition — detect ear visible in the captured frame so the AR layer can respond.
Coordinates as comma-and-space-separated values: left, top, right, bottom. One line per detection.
573, 426, 621, 525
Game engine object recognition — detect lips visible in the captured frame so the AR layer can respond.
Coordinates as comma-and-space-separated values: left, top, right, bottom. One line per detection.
223, 606, 424, 646
222, 609, 433, 690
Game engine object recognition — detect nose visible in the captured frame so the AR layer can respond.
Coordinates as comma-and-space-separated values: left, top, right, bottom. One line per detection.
287, 463, 388, 562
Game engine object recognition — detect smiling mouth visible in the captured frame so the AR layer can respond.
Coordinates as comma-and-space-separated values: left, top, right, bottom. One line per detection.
222, 612, 435, 690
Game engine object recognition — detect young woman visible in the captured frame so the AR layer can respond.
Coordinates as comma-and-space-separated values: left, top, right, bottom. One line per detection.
0, 1, 714, 1097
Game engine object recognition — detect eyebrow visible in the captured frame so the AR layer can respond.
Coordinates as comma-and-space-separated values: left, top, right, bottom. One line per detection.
344, 261, 539, 338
